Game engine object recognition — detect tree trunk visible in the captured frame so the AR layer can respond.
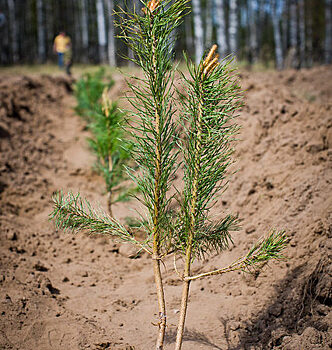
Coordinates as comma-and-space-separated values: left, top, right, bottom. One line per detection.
306, 2, 313, 67
81, 0, 89, 62
299, 0, 305, 67
192, 0, 204, 65
106, 0, 116, 66
248, 0, 258, 63
215, 0, 228, 58
37, 0, 46, 63
282, 0, 288, 57
271, 0, 284, 70
7, 0, 18, 63
205, 0, 213, 48
289, 0, 298, 68
185, 13, 193, 55
96, 0, 107, 63
228, 0, 238, 55
45, 0, 54, 62
325, 0, 332, 64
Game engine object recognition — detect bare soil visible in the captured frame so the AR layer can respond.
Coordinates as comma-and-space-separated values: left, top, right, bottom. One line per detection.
0, 67, 331, 350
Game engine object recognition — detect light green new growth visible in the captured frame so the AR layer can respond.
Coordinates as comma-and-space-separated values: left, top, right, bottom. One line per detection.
50, 1, 289, 349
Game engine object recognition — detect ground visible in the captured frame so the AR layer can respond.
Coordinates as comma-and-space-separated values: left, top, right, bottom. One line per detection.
0, 66, 331, 349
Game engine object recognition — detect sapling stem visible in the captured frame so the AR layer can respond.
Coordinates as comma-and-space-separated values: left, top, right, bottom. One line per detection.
151, 32, 167, 350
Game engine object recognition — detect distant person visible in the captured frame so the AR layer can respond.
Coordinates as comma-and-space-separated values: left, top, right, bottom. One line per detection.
53, 31, 71, 68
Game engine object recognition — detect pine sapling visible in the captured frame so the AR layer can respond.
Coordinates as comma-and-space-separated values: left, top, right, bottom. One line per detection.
50, 1, 289, 349
172, 45, 288, 349
88, 88, 133, 216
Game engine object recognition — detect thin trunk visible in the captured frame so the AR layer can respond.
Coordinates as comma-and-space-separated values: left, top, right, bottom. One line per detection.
7, 0, 18, 63
325, 0, 332, 64
106, 0, 116, 66
192, 0, 204, 65
271, 0, 284, 70
257, 0, 266, 60
282, 0, 288, 56
151, 32, 167, 350
175, 82, 203, 350
185, 14, 193, 55
229, 0, 238, 55
299, 0, 305, 67
73, 0, 81, 60
175, 278, 191, 350
81, 0, 89, 62
215, 0, 228, 58
96, 0, 107, 63
107, 191, 113, 217
306, 3, 313, 67
248, 0, 258, 63
289, 0, 297, 68
0, 6, 8, 64
205, 0, 213, 47
127, 0, 136, 66
45, 0, 54, 62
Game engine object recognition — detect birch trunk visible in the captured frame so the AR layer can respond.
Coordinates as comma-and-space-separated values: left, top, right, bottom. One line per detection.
205, 0, 213, 48
106, 0, 116, 66
215, 0, 228, 58
229, 0, 238, 55
7, 0, 18, 63
96, 0, 107, 63
298, 0, 305, 67
192, 0, 204, 65
325, 0, 332, 64
271, 0, 283, 70
248, 0, 258, 63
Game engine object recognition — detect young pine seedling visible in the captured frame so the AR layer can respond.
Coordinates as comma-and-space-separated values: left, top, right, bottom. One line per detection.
88, 88, 133, 216
50, 1, 288, 349
74, 69, 133, 215
74, 68, 114, 122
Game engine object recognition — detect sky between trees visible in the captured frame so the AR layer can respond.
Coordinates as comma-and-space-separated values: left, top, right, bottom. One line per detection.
0, 0, 331, 69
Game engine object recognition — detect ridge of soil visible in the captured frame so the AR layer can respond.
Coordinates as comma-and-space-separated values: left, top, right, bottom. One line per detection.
0, 67, 331, 349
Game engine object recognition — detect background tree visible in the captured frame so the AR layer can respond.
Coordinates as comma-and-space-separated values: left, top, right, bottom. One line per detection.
271, 0, 284, 70
215, 0, 228, 59
96, 0, 107, 63
0, 0, 330, 69
229, 0, 238, 55
325, 0, 332, 63
192, 0, 204, 64
36, 0, 46, 63
106, 0, 116, 66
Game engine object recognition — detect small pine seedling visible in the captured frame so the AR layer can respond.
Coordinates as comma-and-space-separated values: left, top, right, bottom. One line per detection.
88, 88, 133, 216
50, 1, 289, 349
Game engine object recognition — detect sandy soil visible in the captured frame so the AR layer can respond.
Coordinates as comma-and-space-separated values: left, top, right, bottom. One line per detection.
0, 66, 331, 350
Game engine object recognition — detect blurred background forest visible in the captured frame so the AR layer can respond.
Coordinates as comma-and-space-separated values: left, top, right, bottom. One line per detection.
0, 0, 331, 69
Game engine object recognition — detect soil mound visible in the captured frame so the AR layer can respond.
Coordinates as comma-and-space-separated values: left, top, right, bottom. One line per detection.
0, 68, 331, 349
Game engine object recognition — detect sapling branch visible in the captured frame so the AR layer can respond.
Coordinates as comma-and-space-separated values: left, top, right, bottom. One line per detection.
50, 191, 152, 255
